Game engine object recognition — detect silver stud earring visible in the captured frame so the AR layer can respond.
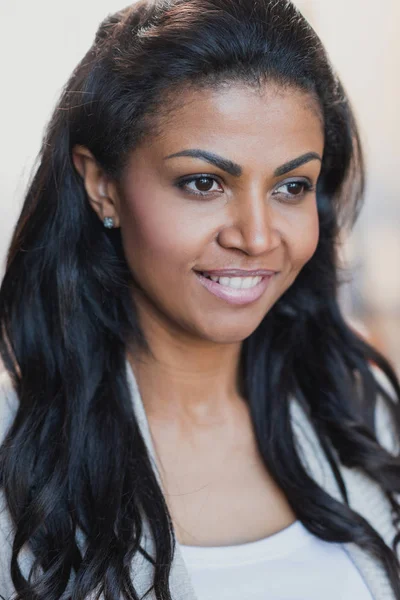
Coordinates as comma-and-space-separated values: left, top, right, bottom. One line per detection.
103, 217, 114, 229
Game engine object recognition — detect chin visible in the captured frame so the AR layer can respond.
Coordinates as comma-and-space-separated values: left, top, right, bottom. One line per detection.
195, 319, 264, 345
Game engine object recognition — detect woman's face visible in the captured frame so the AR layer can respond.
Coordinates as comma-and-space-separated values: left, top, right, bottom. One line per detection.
117, 83, 324, 344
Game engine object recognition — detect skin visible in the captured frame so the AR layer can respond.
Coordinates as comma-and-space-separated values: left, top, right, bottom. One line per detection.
73, 82, 325, 545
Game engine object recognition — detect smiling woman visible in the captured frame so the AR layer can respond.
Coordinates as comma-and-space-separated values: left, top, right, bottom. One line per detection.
0, 1, 400, 600
72, 85, 323, 341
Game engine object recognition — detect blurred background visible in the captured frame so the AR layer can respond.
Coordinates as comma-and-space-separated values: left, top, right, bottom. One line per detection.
0, 0, 399, 374
295, 0, 400, 375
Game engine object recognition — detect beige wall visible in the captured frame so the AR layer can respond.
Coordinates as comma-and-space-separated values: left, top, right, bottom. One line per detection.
297, 0, 400, 310
295, 0, 400, 369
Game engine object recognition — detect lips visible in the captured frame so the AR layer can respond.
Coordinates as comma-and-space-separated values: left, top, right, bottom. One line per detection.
194, 270, 275, 305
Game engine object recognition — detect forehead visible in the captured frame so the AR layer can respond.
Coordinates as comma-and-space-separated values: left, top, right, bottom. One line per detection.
135, 83, 324, 171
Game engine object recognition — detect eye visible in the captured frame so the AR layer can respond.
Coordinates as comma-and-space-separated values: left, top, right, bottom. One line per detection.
175, 175, 223, 198
273, 179, 315, 201
175, 175, 315, 201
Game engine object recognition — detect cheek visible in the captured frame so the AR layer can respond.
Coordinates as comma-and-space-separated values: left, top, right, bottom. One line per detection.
119, 191, 202, 278
287, 204, 320, 269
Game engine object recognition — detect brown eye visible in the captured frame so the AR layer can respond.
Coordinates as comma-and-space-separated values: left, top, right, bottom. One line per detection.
194, 177, 216, 192
176, 175, 223, 197
285, 182, 305, 195
274, 180, 314, 201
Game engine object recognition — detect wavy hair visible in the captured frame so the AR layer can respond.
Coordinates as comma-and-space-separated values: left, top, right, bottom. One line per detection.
1, 0, 400, 598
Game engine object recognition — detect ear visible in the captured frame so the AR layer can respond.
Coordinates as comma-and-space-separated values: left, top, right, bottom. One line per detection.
72, 145, 121, 228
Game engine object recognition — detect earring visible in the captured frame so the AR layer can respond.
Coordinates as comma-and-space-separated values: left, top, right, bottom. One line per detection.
103, 216, 114, 229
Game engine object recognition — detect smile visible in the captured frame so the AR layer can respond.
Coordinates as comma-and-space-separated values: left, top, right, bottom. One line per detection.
194, 271, 275, 306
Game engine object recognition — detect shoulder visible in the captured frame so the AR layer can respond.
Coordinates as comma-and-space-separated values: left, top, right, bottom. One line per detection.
0, 369, 19, 597
369, 363, 400, 456
289, 362, 400, 487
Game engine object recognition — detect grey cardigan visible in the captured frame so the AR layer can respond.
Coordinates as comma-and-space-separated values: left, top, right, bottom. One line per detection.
0, 359, 399, 600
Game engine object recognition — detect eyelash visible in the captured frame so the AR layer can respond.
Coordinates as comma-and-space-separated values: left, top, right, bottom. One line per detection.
175, 174, 316, 201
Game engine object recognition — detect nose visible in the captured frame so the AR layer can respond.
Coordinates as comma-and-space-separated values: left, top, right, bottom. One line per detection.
217, 192, 281, 256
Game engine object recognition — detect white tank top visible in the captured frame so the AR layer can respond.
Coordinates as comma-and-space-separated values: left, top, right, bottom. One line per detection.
179, 520, 374, 599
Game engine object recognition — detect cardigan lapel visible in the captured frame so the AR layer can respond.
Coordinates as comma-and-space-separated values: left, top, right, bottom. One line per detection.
126, 358, 397, 600
126, 359, 199, 600
290, 398, 397, 600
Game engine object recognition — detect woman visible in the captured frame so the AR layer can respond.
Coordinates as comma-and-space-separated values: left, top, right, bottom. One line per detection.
0, 0, 399, 598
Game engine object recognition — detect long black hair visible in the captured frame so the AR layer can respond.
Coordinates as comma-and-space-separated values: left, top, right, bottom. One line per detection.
1, 0, 400, 598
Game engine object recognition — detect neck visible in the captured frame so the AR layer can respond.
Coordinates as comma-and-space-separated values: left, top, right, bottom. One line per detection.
127, 325, 244, 428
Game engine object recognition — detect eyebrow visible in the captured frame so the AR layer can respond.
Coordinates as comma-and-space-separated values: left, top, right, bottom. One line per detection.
164, 149, 322, 177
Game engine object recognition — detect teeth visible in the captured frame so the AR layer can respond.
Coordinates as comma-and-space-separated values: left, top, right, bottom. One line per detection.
206, 275, 262, 289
